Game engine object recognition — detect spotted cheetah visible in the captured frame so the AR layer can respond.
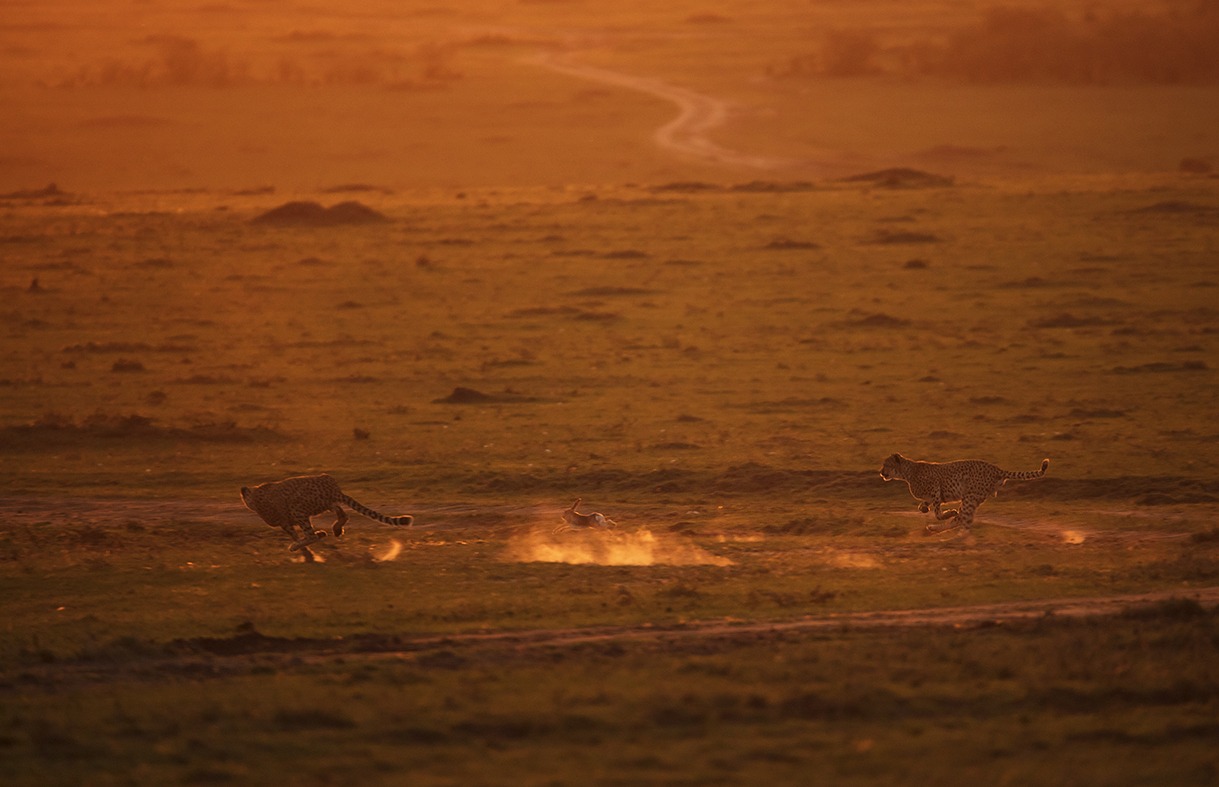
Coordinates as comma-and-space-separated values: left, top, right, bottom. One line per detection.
240, 474, 413, 557
880, 454, 1049, 533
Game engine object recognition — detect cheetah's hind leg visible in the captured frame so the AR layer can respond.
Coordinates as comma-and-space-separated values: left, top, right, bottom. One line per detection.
331, 504, 349, 538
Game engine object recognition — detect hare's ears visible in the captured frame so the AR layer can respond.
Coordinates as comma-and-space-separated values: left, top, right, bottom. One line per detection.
567, 497, 582, 510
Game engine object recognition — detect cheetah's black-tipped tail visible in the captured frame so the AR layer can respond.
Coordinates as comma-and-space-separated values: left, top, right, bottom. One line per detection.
1004, 459, 1050, 481
341, 495, 414, 527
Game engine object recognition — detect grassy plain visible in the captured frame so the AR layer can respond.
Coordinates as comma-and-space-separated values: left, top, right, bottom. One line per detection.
3, 0, 1219, 784
3, 173, 1219, 785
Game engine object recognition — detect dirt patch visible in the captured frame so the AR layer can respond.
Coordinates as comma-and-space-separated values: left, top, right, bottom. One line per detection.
1112, 361, 1209, 374
568, 286, 656, 297
762, 237, 821, 250
1129, 201, 1218, 216
865, 230, 943, 245
832, 311, 912, 328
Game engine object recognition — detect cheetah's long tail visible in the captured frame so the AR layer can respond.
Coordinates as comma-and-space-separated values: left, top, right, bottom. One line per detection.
341, 495, 414, 526
1003, 458, 1050, 481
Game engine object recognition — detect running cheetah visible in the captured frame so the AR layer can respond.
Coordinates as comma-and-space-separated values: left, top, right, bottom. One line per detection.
880, 454, 1049, 533
240, 474, 413, 557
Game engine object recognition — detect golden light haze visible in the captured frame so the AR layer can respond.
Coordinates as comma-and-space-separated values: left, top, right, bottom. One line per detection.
2, 0, 1217, 193
4, 4, 1219, 784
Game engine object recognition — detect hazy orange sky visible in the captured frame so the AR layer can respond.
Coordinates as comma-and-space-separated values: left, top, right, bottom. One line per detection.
2, 1, 1217, 193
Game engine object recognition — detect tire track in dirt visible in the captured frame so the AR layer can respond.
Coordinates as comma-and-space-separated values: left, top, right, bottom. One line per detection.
14, 587, 1219, 688
532, 53, 801, 170
362, 585, 1219, 657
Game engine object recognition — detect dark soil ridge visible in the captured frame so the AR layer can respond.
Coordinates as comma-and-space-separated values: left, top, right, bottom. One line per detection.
0, 413, 284, 447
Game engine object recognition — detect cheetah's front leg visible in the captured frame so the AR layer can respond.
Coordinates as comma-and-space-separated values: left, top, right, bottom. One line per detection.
288, 518, 327, 551
924, 500, 963, 534
926, 500, 958, 520
929, 498, 981, 534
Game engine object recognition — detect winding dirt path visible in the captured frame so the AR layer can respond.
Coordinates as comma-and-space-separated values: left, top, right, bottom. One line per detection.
532, 53, 801, 170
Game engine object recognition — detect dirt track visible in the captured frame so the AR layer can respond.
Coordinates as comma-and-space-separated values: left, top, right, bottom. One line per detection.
9, 585, 1217, 689
532, 52, 802, 170
303, 585, 1219, 661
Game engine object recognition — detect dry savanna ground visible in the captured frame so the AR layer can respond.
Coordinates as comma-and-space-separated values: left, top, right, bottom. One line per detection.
2, 0, 1219, 785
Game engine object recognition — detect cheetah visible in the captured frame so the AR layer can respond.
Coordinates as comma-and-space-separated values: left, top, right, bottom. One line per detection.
240, 474, 413, 558
880, 454, 1049, 533
553, 498, 617, 534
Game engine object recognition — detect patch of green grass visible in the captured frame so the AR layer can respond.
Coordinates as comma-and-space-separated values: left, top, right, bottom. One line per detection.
2, 145, 1218, 785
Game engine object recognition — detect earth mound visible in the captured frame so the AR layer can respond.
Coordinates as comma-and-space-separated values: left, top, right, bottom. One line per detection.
251, 200, 389, 226
432, 387, 544, 404
839, 168, 954, 188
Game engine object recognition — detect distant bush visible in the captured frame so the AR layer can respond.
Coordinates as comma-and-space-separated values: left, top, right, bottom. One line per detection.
776, 3, 1219, 84
72, 36, 248, 88
820, 30, 885, 77
54, 36, 464, 89
769, 30, 883, 78
911, 3, 1219, 84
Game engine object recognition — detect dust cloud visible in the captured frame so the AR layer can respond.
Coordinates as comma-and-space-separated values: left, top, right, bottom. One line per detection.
374, 539, 404, 562
821, 549, 882, 570
505, 526, 733, 567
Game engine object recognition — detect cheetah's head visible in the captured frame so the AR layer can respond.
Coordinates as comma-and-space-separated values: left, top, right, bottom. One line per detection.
239, 486, 254, 508
879, 453, 905, 481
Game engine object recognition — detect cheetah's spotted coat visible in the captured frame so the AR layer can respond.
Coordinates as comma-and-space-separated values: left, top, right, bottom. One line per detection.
240, 474, 413, 556
880, 454, 1049, 532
